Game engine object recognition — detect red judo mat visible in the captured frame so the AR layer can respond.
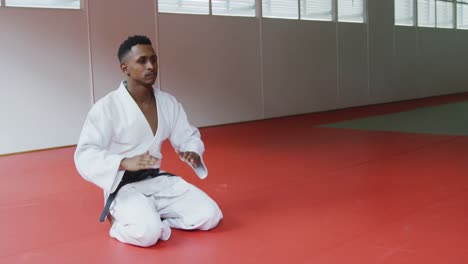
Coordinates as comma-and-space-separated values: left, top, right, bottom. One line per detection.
1, 93, 468, 263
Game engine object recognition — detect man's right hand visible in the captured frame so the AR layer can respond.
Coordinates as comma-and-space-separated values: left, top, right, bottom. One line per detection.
120, 151, 160, 171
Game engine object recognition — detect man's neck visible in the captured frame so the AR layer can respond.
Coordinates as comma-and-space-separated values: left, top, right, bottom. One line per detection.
125, 80, 154, 104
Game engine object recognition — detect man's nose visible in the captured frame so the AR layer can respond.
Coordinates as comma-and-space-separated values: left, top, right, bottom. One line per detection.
146, 61, 155, 70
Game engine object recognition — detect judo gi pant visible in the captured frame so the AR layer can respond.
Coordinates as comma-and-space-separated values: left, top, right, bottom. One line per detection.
108, 175, 222, 247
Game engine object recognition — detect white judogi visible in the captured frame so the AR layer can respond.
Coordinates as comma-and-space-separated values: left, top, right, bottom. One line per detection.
74, 81, 222, 247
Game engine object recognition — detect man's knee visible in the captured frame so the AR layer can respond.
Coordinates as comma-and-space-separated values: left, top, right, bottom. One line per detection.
112, 220, 162, 247
110, 187, 164, 247
187, 202, 223, 230
132, 222, 162, 247
203, 204, 223, 230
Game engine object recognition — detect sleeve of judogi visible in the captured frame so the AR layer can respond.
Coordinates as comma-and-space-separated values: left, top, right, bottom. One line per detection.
74, 105, 125, 193
168, 99, 208, 179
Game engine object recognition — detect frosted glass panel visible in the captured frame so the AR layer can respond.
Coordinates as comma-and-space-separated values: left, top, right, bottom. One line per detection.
418, 0, 436, 27
212, 0, 256, 16
5, 0, 80, 9
338, 0, 364, 23
395, 0, 415, 26
436, 1, 454, 28
158, 0, 209, 15
263, 0, 299, 19
301, 0, 333, 21
457, 2, 468, 29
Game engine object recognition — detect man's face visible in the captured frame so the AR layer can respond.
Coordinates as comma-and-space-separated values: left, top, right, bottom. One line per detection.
121, 44, 158, 86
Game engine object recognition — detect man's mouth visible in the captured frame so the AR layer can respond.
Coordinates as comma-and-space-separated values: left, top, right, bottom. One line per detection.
145, 72, 155, 78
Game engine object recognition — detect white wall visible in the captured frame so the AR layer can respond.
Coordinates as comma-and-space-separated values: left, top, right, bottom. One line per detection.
262, 19, 338, 118
88, 0, 157, 100
1, 1, 468, 154
337, 22, 369, 108
157, 15, 370, 123
158, 3, 468, 126
157, 15, 263, 125
0, 7, 91, 155
0, 0, 158, 155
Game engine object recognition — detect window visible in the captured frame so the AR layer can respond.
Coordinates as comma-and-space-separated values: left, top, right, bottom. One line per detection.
263, 0, 334, 20
417, 0, 455, 28
395, 0, 415, 26
212, 0, 256, 16
418, 0, 436, 27
457, 0, 468, 29
158, 0, 209, 14
158, 0, 364, 22
301, 0, 333, 21
158, 0, 255, 16
263, 0, 298, 19
436, 0, 454, 28
395, 0, 468, 29
5, 0, 80, 9
338, 0, 365, 23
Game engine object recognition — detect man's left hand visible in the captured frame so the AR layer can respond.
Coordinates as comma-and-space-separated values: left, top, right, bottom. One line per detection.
179, 151, 200, 167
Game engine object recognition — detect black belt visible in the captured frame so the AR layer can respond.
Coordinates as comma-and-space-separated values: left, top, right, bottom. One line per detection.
99, 168, 175, 222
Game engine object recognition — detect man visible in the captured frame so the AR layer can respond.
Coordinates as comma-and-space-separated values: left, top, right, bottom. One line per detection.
74, 35, 223, 247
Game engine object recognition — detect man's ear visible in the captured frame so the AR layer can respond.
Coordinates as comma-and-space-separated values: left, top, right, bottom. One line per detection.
120, 63, 130, 76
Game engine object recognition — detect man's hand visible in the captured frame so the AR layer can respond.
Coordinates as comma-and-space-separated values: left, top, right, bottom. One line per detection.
120, 151, 159, 171
179, 151, 200, 167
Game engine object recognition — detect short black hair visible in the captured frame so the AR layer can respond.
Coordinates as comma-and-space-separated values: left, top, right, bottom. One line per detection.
118, 35, 152, 63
